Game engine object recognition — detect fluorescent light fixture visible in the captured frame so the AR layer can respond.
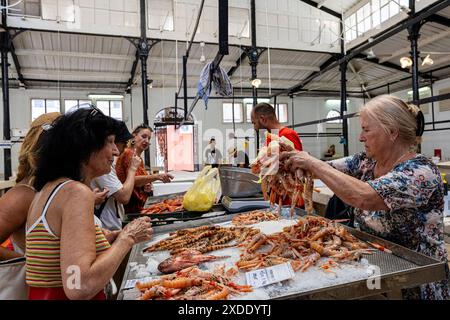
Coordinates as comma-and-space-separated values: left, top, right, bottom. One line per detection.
251, 78, 262, 88
326, 99, 350, 105
88, 94, 124, 100
407, 86, 430, 96
400, 56, 412, 69
243, 98, 270, 106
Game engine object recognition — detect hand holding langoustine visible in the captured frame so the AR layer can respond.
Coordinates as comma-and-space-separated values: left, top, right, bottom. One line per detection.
251, 132, 314, 214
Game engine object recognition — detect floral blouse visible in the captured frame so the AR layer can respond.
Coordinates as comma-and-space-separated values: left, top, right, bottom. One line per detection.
329, 152, 449, 300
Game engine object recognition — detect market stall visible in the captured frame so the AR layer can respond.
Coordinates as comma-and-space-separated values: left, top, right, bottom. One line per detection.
118, 209, 446, 300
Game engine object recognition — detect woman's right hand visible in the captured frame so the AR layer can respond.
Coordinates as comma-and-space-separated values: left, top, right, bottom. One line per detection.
129, 150, 142, 172
118, 216, 153, 246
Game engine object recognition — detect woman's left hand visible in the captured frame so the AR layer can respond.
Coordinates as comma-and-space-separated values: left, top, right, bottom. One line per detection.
103, 229, 121, 244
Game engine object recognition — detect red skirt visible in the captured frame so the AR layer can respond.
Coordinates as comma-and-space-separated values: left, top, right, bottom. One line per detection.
29, 286, 106, 300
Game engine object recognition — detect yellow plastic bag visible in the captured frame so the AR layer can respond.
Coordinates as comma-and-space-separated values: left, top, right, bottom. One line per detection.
183, 166, 221, 212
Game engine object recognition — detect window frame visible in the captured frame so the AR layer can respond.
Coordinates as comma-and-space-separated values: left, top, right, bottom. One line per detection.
245, 103, 288, 123
30, 98, 61, 121
222, 102, 243, 123
95, 100, 124, 120
64, 99, 92, 113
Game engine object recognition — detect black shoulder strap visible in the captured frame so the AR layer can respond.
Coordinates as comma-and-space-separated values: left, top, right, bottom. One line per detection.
94, 197, 109, 219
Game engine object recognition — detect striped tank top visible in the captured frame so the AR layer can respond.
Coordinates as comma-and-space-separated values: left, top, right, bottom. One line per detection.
26, 180, 111, 288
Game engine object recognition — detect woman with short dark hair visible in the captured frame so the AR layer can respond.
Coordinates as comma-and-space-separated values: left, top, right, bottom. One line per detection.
26, 108, 153, 300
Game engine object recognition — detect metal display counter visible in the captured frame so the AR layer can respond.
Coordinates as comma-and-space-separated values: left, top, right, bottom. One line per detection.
118, 212, 446, 300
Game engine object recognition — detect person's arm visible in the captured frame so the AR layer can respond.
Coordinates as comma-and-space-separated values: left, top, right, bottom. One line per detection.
280, 151, 388, 211
133, 173, 174, 187
92, 187, 109, 205
112, 154, 141, 205
0, 187, 35, 260
59, 182, 152, 300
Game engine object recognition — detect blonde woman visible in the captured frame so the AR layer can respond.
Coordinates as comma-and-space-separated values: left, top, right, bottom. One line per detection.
0, 112, 60, 299
116, 124, 173, 214
279, 95, 449, 300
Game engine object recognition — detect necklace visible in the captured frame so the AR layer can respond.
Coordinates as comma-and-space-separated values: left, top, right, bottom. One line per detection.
375, 151, 415, 177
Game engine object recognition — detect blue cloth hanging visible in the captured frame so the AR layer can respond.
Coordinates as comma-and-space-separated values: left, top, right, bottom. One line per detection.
197, 61, 233, 108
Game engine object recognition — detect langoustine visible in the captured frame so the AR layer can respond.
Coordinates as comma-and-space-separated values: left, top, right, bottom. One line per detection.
157, 249, 229, 274
235, 215, 374, 273
251, 132, 314, 216
136, 266, 252, 300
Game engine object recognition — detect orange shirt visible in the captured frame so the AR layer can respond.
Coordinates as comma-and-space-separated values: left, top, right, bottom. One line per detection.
265, 127, 303, 151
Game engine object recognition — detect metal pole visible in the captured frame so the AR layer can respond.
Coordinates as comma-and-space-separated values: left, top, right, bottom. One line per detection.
250, 0, 259, 151
183, 55, 188, 120
291, 95, 294, 127
340, 20, 349, 157
340, 60, 349, 157
408, 0, 421, 153
1, 0, 11, 180
408, 0, 420, 104
139, 0, 150, 167
430, 72, 435, 130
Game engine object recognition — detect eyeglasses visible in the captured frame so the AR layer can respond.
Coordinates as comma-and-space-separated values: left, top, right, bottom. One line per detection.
66, 103, 103, 117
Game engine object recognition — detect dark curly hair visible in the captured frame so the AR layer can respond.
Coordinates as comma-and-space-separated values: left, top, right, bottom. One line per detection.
33, 108, 118, 191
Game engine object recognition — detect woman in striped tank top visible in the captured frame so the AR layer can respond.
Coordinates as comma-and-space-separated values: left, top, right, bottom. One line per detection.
26, 107, 153, 300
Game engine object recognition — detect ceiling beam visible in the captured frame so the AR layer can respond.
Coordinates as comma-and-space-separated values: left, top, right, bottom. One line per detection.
14, 49, 135, 61
9, 41, 26, 86
348, 61, 371, 99
379, 29, 450, 63
354, 53, 435, 80
227, 50, 248, 77
126, 50, 140, 91
276, 54, 338, 95
298, 0, 342, 19
13, 48, 322, 73
426, 14, 450, 28
17, 68, 128, 81
9, 27, 336, 55
20, 78, 128, 85
272, 0, 450, 98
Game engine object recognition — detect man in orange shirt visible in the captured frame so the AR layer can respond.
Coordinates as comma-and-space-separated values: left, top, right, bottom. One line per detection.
250, 102, 302, 151
251, 102, 304, 207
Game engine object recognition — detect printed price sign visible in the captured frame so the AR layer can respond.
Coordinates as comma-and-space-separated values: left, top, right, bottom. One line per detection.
245, 263, 295, 288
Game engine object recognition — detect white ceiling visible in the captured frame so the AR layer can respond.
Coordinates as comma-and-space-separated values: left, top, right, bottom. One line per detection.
3, 4, 450, 98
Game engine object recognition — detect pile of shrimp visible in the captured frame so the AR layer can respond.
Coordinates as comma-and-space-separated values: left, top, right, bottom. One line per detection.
231, 209, 279, 226
136, 265, 252, 300
251, 132, 314, 217
143, 225, 260, 255
141, 196, 184, 214
236, 215, 374, 272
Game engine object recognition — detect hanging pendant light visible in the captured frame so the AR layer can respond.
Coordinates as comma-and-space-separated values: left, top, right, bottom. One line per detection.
400, 56, 413, 69
421, 54, 434, 66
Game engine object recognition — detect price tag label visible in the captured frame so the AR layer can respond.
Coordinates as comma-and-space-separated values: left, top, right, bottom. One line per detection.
124, 277, 153, 290
245, 263, 295, 288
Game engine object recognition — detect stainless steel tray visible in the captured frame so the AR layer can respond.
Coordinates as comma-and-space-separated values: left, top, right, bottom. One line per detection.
118, 210, 447, 300
219, 166, 261, 198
